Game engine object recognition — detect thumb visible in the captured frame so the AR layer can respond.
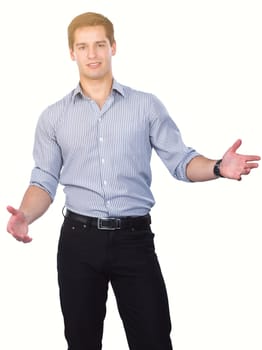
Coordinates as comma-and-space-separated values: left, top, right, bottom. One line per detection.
228, 139, 242, 154
6, 205, 18, 215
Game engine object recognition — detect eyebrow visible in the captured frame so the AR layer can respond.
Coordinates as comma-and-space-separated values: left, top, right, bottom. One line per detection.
75, 40, 107, 46
96, 40, 107, 44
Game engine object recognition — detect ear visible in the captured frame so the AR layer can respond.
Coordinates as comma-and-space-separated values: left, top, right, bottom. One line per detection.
111, 41, 116, 56
70, 49, 76, 61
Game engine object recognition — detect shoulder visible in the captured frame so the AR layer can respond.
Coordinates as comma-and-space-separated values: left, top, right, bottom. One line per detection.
115, 81, 170, 125
37, 89, 75, 126
44, 90, 75, 115
116, 82, 164, 108
118, 82, 153, 99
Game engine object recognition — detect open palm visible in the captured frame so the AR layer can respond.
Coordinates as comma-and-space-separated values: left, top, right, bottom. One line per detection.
6, 205, 32, 243
221, 139, 260, 180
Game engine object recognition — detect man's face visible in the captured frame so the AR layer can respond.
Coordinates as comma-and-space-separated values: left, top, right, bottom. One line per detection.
70, 25, 116, 81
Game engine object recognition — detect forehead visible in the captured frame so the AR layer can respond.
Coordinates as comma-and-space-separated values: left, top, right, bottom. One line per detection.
73, 25, 109, 44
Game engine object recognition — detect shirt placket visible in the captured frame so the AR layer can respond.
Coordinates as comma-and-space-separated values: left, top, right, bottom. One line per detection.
97, 97, 114, 215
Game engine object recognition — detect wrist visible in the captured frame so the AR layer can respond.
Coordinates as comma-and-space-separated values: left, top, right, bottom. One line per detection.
213, 159, 224, 178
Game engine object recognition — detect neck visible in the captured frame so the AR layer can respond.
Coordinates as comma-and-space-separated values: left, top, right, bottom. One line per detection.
80, 75, 113, 108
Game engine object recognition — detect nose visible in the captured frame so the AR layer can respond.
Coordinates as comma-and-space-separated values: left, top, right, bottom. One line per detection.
87, 46, 97, 59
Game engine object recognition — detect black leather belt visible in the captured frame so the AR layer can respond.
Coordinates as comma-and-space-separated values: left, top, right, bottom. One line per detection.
65, 209, 151, 230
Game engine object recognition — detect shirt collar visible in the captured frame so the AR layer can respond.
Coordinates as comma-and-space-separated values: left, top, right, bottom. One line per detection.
72, 79, 125, 103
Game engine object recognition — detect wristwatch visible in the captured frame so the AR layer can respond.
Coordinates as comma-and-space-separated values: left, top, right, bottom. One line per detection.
213, 159, 224, 178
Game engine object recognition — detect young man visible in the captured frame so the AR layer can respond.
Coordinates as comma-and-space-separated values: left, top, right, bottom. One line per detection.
7, 12, 260, 350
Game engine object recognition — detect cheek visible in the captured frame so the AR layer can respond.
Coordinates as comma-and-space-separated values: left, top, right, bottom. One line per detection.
73, 54, 84, 65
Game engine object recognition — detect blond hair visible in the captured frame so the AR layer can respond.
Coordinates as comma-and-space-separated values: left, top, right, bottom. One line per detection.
68, 12, 115, 49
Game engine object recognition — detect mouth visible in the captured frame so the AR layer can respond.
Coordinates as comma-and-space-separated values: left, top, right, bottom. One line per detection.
87, 62, 101, 69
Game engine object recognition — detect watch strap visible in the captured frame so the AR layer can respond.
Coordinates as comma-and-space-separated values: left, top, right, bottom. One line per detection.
213, 159, 224, 178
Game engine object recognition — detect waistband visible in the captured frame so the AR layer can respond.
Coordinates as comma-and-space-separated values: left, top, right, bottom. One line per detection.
64, 209, 151, 230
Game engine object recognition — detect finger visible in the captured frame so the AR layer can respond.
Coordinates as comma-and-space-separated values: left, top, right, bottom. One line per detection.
242, 163, 260, 172
246, 162, 260, 169
243, 155, 261, 162
22, 236, 33, 243
243, 164, 259, 174
13, 234, 32, 243
243, 168, 251, 175
13, 234, 23, 241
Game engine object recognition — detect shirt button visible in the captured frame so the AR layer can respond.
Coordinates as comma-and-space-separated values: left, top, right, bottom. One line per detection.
104, 180, 107, 185
99, 137, 103, 142
101, 158, 105, 164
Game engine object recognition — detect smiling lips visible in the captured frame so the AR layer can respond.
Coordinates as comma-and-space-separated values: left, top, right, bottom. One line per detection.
87, 62, 101, 68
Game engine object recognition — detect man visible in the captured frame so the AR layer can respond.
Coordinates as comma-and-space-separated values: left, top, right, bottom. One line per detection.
6, 12, 260, 350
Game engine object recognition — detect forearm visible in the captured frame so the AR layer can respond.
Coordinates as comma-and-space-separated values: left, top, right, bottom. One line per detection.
186, 155, 217, 182
19, 185, 52, 224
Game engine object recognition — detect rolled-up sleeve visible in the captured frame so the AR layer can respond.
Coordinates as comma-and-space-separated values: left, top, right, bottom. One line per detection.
149, 95, 201, 182
30, 107, 63, 200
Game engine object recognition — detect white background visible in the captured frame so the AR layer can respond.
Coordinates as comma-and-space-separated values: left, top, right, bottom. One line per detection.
0, 1, 261, 349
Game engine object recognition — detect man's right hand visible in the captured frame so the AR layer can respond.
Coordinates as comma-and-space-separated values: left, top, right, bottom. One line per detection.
6, 206, 32, 243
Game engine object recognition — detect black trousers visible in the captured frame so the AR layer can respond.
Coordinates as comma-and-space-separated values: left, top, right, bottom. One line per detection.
57, 215, 173, 350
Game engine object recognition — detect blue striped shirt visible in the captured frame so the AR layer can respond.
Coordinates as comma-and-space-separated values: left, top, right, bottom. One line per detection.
30, 80, 200, 217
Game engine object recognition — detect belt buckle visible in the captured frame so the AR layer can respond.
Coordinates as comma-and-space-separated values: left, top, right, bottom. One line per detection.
97, 218, 121, 230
